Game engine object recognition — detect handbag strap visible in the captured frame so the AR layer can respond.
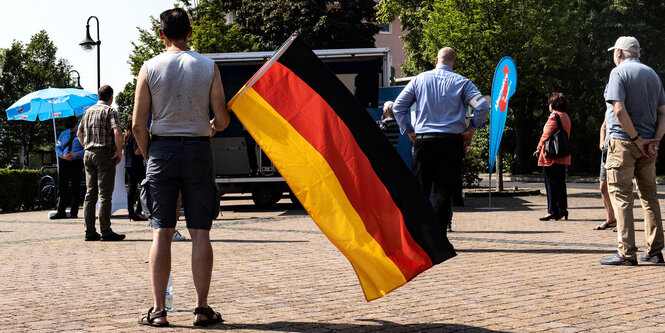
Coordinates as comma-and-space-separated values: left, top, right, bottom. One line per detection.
553, 112, 563, 129
553, 112, 568, 136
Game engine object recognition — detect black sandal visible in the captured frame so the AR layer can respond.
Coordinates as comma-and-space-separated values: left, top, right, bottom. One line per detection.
193, 306, 224, 327
594, 220, 616, 230
138, 307, 169, 327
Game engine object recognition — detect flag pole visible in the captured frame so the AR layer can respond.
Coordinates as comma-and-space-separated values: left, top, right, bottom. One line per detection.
231, 33, 299, 105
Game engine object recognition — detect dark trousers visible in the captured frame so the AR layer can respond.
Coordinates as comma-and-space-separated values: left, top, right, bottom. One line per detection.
56, 158, 83, 216
126, 165, 145, 217
543, 163, 568, 215
413, 134, 464, 229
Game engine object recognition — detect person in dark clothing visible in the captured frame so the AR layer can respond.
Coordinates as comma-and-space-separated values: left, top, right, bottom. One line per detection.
51, 116, 84, 219
533, 93, 572, 221
379, 101, 400, 148
124, 120, 147, 221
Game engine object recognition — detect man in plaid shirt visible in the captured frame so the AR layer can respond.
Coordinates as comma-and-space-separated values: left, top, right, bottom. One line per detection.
77, 85, 125, 241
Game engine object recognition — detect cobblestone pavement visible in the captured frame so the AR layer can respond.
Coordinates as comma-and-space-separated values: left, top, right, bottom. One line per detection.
2, 184, 665, 332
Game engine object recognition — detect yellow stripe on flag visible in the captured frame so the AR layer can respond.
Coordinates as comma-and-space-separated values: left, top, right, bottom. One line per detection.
231, 88, 407, 300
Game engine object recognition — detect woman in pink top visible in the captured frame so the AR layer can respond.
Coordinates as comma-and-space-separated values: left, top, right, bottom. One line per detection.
533, 92, 572, 221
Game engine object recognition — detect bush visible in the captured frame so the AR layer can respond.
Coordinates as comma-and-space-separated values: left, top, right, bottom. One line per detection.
0, 169, 41, 212
462, 125, 515, 187
462, 145, 484, 187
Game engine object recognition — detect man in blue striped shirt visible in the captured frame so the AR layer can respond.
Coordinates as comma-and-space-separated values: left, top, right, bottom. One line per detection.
393, 47, 489, 233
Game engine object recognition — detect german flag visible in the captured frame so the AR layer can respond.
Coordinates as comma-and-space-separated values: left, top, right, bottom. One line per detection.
229, 36, 456, 301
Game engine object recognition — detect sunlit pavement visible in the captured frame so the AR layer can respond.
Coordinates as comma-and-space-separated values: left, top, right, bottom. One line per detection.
2, 184, 665, 332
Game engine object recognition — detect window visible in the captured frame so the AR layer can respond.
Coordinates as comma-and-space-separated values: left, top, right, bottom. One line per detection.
378, 23, 392, 34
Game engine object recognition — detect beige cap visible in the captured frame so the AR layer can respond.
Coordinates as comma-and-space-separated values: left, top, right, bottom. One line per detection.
608, 36, 640, 53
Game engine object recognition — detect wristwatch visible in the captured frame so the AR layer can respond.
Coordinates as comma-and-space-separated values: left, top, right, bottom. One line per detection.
631, 135, 640, 141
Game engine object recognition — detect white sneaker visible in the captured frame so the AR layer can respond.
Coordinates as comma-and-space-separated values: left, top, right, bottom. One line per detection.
172, 230, 186, 242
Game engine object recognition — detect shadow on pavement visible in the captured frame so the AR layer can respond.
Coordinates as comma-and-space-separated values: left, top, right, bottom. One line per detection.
184, 320, 508, 332
459, 196, 537, 212
457, 248, 614, 254
221, 203, 308, 215
455, 230, 563, 234
210, 239, 308, 243
568, 192, 665, 199
117, 239, 308, 244
569, 206, 605, 210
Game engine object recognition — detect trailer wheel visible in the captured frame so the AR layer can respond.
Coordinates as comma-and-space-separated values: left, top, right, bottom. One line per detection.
252, 185, 280, 208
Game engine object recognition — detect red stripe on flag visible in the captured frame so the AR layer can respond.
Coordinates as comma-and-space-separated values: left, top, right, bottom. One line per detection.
253, 62, 433, 278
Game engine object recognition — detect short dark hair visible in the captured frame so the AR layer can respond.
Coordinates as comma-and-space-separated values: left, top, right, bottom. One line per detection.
160, 8, 191, 41
65, 116, 77, 129
548, 92, 567, 112
98, 85, 113, 102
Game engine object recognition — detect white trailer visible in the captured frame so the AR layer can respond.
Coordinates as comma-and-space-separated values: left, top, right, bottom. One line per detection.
204, 47, 393, 207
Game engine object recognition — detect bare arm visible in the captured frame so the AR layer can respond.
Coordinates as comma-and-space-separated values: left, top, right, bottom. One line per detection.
614, 100, 656, 157
613, 101, 639, 139
132, 66, 152, 160
599, 120, 606, 150
652, 105, 665, 141
210, 65, 230, 132
77, 123, 85, 148
112, 127, 123, 164
646, 105, 665, 157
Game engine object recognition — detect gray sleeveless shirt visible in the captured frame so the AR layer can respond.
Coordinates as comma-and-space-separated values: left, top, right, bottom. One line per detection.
144, 51, 214, 137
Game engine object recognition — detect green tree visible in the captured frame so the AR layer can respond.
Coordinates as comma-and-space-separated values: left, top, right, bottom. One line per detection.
0, 31, 72, 168
377, 0, 435, 76
380, 0, 578, 173
233, 0, 380, 50
381, 0, 665, 175
563, 0, 665, 175
181, 0, 257, 53
116, 1, 258, 120
116, 17, 164, 127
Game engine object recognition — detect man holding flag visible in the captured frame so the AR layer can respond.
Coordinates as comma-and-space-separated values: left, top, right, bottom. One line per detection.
133, 8, 230, 327
393, 47, 489, 232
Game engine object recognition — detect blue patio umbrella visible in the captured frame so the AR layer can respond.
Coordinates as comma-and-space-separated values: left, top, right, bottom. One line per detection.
6, 87, 97, 121
4, 88, 98, 171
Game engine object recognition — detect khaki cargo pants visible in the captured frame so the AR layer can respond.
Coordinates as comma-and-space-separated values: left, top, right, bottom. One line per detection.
605, 138, 664, 259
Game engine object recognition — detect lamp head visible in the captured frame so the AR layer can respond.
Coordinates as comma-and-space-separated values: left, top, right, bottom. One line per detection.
79, 25, 96, 52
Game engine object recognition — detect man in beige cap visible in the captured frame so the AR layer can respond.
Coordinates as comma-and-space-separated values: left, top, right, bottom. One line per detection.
600, 36, 665, 265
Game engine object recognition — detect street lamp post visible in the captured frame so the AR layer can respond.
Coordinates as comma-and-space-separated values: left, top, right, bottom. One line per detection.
79, 16, 101, 89
69, 70, 82, 89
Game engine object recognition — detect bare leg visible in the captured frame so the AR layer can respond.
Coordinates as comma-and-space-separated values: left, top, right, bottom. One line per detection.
600, 180, 615, 222
149, 228, 175, 325
189, 228, 216, 322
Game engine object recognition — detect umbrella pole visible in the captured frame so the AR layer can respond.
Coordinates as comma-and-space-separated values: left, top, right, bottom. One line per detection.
53, 117, 59, 174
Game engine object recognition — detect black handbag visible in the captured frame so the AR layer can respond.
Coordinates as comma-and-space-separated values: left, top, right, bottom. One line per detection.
544, 113, 570, 158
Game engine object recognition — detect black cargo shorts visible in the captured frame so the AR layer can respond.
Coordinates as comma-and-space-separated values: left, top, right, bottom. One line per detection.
140, 136, 220, 230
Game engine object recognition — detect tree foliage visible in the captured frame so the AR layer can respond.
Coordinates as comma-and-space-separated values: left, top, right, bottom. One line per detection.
116, 17, 165, 126
377, 0, 434, 75
232, 0, 380, 50
0, 31, 72, 168
116, 0, 258, 120
379, 0, 665, 175
184, 0, 257, 53
565, 0, 665, 175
